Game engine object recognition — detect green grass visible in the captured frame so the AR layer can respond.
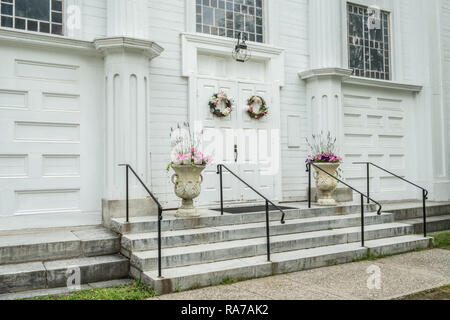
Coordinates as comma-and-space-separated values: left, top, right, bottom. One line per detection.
431, 231, 450, 250
23, 280, 156, 300
397, 284, 450, 300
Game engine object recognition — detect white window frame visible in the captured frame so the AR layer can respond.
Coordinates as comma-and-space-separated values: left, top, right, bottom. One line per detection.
185, 0, 278, 45
341, 0, 401, 82
0, 0, 64, 35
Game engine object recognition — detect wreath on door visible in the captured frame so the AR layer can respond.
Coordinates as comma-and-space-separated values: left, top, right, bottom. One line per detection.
209, 91, 233, 118
247, 95, 268, 119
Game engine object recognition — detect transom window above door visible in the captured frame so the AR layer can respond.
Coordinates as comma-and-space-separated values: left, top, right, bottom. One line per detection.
347, 3, 391, 80
0, 0, 63, 35
196, 0, 264, 43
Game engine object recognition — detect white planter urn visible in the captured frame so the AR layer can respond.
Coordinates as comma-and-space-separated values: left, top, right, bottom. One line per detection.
313, 162, 341, 206
171, 165, 205, 217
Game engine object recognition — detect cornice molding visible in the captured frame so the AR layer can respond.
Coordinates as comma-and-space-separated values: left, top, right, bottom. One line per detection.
0, 27, 97, 54
298, 68, 353, 80
343, 76, 423, 92
182, 32, 284, 58
93, 37, 164, 59
181, 32, 285, 86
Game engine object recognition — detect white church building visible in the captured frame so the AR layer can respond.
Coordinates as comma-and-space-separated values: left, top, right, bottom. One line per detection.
0, 0, 449, 231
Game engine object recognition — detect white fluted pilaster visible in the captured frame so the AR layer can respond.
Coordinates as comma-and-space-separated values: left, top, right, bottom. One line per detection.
94, 38, 163, 200
299, 0, 350, 149
107, 0, 149, 39
309, 0, 343, 69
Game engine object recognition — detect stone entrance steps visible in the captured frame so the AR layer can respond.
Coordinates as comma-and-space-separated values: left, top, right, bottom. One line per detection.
387, 202, 450, 234
141, 235, 432, 294
111, 204, 376, 234
131, 222, 413, 272
0, 255, 129, 294
0, 227, 129, 296
121, 212, 393, 254
110, 204, 434, 295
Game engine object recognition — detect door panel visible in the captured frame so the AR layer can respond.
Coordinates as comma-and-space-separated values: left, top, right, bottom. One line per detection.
196, 78, 277, 205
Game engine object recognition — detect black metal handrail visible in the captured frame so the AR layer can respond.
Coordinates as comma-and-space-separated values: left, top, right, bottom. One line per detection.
353, 162, 429, 237
306, 162, 382, 247
217, 164, 286, 261
119, 164, 163, 278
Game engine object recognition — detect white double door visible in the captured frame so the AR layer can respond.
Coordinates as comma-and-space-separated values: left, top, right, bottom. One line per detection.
195, 78, 279, 205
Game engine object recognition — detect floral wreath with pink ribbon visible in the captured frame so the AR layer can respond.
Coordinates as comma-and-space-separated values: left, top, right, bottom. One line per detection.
247, 95, 268, 119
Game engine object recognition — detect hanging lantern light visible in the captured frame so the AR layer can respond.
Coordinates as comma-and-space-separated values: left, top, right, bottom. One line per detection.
232, 32, 251, 63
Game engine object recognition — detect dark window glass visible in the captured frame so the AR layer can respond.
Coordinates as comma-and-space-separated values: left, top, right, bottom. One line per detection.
52, 12, 62, 24
1, 3, 13, 15
197, 0, 263, 42
215, 9, 225, 27
347, 3, 390, 80
51, 23, 62, 35
234, 12, 243, 31
203, 6, 213, 25
27, 19, 38, 31
15, 18, 25, 29
52, 0, 62, 12
40, 21, 50, 33
1, 16, 13, 27
245, 15, 254, 33
16, 0, 50, 21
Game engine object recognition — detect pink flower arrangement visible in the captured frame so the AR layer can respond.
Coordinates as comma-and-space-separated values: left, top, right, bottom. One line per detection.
171, 148, 212, 168
168, 122, 212, 171
306, 152, 342, 164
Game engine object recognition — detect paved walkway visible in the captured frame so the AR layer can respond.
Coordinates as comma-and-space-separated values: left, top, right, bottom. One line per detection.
149, 248, 450, 300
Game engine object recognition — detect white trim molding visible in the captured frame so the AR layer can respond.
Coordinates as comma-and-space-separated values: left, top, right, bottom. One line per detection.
181, 32, 285, 86
94, 37, 164, 59
0, 28, 96, 54
343, 76, 423, 92
299, 68, 353, 80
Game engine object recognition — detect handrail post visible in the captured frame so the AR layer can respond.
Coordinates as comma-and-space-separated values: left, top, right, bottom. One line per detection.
265, 200, 270, 262
219, 165, 224, 216
125, 165, 129, 223
308, 163, 311, 209
366, 163, 370, 204
361, 194, 365, 247
422, 190, 427, 237
158, 206, 162, 278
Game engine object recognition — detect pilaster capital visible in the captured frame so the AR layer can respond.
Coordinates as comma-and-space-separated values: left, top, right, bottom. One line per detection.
93, 37, 164, 59
298, 68, 353, 81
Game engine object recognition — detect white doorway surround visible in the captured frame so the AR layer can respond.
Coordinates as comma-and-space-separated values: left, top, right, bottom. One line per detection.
181, 33, 285, 205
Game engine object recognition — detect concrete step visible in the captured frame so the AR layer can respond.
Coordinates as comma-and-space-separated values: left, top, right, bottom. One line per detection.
400, 214, 450, 234
0, 228, 120, 265
388, 202, 450, 220
131, 222, 413, 272
0, 254, 129, 294
0, 279, 134, 300
121, 212, 393, 254
111, 204, 376, 235
139, 235, 432, 295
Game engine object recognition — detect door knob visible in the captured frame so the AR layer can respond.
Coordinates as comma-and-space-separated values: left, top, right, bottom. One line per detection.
234, 144, 238, 163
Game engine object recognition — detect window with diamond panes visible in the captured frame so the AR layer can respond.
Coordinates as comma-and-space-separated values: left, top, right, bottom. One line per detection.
347, 3, 391, 80
196, 0, 264, 43
1, 0, 63, 35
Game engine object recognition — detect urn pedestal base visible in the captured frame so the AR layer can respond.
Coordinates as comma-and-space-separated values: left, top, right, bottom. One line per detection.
171, 165, 205, 218
175, 199, 200, 218
313, 163, 341, 207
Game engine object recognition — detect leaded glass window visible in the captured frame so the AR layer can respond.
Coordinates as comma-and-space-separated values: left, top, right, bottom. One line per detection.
347, 3, 391, 80
196, 0, 264, 43
1, 0, 63, 35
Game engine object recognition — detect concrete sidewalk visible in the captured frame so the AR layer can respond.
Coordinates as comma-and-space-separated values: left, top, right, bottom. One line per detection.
149, 248, 450, 300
